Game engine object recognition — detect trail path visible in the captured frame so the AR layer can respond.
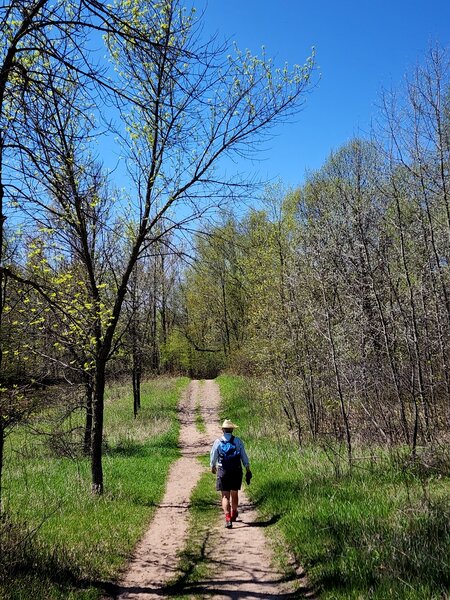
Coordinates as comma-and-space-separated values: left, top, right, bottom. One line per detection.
112, 379, 312, 599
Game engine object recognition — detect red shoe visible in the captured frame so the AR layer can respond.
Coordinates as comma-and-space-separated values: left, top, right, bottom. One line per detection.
225, 513, 232, 529
231, 510, 239, 522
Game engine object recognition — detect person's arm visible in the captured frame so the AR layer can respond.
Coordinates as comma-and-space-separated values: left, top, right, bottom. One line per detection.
210, 439, 219, 473
237, 438, 250, 470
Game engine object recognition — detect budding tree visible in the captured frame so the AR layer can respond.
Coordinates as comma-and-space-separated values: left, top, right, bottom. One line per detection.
1, 0, 314, 493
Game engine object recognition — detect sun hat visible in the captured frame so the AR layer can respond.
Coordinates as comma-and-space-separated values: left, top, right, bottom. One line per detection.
221, 419, 238, 429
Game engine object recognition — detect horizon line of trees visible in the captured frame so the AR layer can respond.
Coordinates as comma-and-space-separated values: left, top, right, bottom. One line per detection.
2, 5, 449, 506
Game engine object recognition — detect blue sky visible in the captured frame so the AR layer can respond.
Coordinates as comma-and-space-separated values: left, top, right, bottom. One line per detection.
199, 0, 450, 188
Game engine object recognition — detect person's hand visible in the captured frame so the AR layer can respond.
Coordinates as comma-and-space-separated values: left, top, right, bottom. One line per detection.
245, 469, 252, 485
211, 466, 217, 474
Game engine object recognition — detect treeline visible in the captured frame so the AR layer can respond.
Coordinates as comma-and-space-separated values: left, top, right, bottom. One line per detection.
181, 46, 450, 461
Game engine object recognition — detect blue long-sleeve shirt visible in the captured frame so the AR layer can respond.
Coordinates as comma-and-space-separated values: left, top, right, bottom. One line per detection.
210, 433, 250, 468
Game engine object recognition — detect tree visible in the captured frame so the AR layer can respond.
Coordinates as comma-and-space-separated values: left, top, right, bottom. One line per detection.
1, 0, 315, 493
122, 238, 180, 416
175, 44, 450, 464
378, 45, 450, 436
0, 0, 162, 502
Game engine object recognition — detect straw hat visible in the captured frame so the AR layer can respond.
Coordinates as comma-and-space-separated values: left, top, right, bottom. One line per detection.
221, 419, 238, 429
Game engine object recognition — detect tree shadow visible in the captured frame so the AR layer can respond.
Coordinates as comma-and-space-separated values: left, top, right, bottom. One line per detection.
95, 509, 316, 600
106, 441, 147, 457
253, 477, 450, 597
107, 437, 180, 457
246, 513, 281, 528
104, 579, 315, 599
181, 583, 316, 599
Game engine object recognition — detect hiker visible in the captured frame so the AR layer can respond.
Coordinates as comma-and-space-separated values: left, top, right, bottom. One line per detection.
210, 419, 252, 529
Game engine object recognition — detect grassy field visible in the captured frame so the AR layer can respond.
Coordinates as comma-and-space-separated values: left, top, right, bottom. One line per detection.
217, 374, 450, 600
1, 377, 189, 600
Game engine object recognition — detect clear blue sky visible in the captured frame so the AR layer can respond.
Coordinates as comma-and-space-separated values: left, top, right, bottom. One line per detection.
198, 0, 450, 188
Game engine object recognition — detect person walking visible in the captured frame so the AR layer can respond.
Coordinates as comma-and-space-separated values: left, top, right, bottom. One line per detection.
210, 419, 252, 529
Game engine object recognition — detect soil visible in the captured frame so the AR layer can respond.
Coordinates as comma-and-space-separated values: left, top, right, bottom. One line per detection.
110, 379, 314, 599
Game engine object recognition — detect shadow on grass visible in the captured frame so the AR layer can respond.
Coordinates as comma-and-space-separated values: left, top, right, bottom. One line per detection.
163, 529, 211, 595
104, 532, 315, 599
106, 582, 314, 599
190, 498, 220, 510
103, 533, 212, 599
107, 441, 147, 457
247, 513, 281, 527
107, 436, 180, 457
1, 517, 97, 599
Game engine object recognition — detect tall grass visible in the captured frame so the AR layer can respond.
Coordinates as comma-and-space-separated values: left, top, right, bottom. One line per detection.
1, 377, 189, 600
217, 374, 450, 600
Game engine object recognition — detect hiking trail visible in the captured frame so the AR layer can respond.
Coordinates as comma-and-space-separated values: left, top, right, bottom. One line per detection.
110, 379, 313, 599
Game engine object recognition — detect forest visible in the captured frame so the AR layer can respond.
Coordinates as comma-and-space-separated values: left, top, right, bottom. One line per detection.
1, 1, 449, 599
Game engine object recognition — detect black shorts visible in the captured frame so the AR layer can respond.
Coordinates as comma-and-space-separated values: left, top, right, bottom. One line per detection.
216, 467, 243, 492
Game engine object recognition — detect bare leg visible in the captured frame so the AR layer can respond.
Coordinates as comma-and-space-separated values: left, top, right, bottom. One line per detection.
230, 490, 239, 514
221, 491, 231, 516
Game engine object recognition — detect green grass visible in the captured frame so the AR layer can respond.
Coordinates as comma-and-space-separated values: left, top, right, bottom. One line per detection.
217, 374, 450, 600
1, 377, 189, 600
194, 382, 206, 433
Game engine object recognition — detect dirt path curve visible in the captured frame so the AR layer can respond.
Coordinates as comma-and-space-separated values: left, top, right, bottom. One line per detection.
113, 379, 311, 599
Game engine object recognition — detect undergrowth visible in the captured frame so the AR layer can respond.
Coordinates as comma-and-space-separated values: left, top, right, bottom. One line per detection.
217, 374, 450, 600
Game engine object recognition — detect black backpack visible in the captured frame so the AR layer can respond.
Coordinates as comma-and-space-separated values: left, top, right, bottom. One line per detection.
218, 435, 241, 471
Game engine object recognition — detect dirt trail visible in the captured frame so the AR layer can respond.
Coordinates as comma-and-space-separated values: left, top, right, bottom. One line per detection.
113, 379, 312, 599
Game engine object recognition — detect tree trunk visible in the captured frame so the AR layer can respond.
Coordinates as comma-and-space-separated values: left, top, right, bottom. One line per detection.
132, 351, 141, 418
151, 294, 159, 372
91, 360, 106, 494
360, 236, 411, 444
393, 187, 430, 441
0, 423, 4, 513
148, 264, 159, 373
160, 253, 168, 346
83, 377, 93, 456
323, 286, 352, 467
221, 277, 231, 355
